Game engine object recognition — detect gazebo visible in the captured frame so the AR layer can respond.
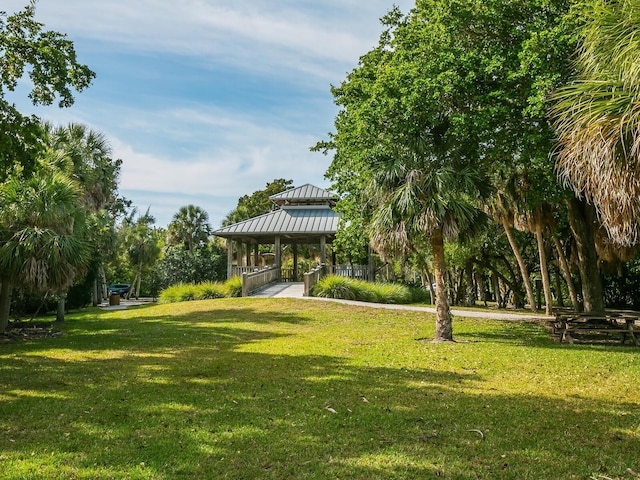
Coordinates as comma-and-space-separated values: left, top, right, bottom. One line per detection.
212, 184, 341, 281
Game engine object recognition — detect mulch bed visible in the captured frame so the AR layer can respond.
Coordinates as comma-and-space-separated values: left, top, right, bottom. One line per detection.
1, 321, 65, 342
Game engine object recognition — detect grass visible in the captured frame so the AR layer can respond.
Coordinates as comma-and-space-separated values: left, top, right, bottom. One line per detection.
1, 298, 639, 479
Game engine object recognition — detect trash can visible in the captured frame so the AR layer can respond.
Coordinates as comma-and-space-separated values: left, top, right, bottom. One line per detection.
109, 293, 120, 306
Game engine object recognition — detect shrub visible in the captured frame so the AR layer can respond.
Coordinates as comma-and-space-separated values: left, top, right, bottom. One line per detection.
372, 282, 412, 304
224, 276, 243, 298
313, 275, 358, 300
160, 281, 229, 303
313, 275, 418, 304
196, 282, 227, 300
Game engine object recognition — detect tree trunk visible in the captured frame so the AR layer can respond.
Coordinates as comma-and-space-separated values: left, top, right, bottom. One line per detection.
501, 217, 537, 312
98, 264, 108, 299
554, 266, 565, 308
0, 280, 12, 334
491, 271, 502, 307
432, 227, 453, 341
56, 294, 66, 323
534, 220, 554, 316
92, 277, 99, 307
551, 235, 580, 311
423, 267, 435, 305
566, 198, 604, 312
464, 260, 475, 307
477, 273, 488, 307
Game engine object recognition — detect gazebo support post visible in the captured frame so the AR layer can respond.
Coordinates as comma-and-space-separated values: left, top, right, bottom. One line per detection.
236, 240, 243, 271
246, 243, 252, 268
320, 235, 327, 265
253, 244, 260, 268
275, 236, 281, 281
227, 238, 234, 279
293, 244, 298, 281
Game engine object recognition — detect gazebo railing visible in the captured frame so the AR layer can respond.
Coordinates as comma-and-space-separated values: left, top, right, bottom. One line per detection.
241, 266, 279, 297
233, 266, 264, 277
329, 264, 370, 280
304, 264, 326, 296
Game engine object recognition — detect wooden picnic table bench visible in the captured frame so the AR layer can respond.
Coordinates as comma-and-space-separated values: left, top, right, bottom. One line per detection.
553, 311, 640, 346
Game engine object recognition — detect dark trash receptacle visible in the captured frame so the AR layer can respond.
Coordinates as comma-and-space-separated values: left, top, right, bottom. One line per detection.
109, 293, 120, 306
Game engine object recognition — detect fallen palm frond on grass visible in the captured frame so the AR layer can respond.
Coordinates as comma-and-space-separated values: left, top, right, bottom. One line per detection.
1, 298, 639, 479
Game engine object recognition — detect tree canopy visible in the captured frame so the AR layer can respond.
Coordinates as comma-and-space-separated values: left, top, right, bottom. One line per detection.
222, 179, 293, 226
0, 1, 94, 178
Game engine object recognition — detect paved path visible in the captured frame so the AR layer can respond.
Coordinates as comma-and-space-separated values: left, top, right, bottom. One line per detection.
100, 298, 155, 311
252, 282, 305, 298
251, 282, 550, 322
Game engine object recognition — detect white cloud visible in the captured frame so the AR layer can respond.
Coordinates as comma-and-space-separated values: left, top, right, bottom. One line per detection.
4, 0, 414, 83
2, 0, 416, 227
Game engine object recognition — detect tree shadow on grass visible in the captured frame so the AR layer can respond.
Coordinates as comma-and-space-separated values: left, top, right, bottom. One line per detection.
1, 300, 639, 479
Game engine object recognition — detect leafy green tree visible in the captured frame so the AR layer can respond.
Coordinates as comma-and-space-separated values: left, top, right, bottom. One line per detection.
0, 2, 94, 177
222, 179, 293, 226
152, 242, 226, 289
320, 4, 497, 340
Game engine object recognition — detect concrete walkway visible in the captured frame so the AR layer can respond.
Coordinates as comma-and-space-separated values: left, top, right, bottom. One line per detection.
250, 282, 549, 322
251, 282, 305, 298
100, 298, 155, 311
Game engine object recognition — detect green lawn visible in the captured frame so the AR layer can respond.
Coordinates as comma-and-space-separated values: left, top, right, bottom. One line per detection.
1, 299, 639, 479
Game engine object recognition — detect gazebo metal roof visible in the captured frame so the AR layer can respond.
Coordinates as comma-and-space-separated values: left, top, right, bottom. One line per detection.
213, 184, 339, 244
269, 183, 336, 206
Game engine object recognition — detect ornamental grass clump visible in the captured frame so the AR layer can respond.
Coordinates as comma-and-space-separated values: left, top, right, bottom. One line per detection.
313, 275, 417, 304
372, 282, 413, 304
223, 276, 243, 298
196, 281, 228, 299
159, 283, 197, 303
313, 275, 358, 300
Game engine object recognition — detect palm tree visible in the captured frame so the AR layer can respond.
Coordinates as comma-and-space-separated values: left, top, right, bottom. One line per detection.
120, 210, 160, 299
552, 0, 640, 247
0, 165, 89, 332
44, 123, 120, 211
44, 122, 121, 305
367, 136, 488, 342
167, 205, 211, 251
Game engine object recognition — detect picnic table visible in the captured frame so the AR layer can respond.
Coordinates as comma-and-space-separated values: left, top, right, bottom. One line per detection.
553, 310, 640, 346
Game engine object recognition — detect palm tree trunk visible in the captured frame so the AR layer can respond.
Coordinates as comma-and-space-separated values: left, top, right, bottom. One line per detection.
534, 221, 554, 315
551, 235, 580, 311
92, 277, 99, 307
98, 264, 108, 299
432, 227, 453, 341
56, 294, 66, 323
501, 217, 537, 313
554, 266, 565, 308
566, 198, 604, 312
491, 271, 502, 307
464, 259, 475, 307
135, 271, 142, 299
0, 280, 12, 334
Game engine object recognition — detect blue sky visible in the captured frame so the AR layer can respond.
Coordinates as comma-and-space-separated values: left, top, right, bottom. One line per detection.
4, 0, 415, 228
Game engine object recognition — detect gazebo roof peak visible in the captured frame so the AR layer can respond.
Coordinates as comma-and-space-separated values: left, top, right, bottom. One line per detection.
269, 183, 336, 206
